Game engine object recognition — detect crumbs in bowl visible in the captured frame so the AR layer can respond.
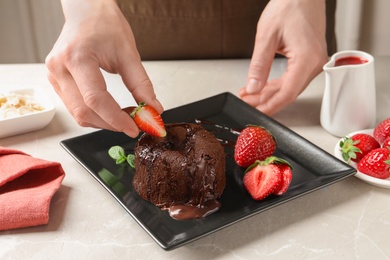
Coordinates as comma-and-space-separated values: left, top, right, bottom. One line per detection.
0, 92, 45, 119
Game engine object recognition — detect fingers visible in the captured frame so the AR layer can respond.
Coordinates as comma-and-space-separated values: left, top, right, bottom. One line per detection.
118, 55, 164, 115
240, 21, 281, 115
253, 79, 297, 115
240, 79, 292, 115
245, 19, 278, 95
68, 59, 140, 137
48, 69, 119, 132
46, 34, 160, 138
240, 57, 317, 115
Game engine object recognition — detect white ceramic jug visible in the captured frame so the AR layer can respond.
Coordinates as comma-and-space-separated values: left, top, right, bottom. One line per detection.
320, 50, 376, 137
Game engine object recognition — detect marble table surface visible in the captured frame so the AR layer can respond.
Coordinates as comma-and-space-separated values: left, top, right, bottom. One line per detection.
1, 57, 390, 259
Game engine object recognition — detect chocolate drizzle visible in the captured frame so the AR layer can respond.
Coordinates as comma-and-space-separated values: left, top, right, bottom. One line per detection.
194, 119, 241, 136
194, 119, 241, 149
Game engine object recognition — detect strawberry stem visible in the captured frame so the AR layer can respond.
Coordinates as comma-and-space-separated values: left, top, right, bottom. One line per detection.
340, 136, 361, 162
244, 156, 292, 173
130, 101, 147, 118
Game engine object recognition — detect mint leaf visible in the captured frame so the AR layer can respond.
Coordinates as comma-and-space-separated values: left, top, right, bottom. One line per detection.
108, 145, 135, 168
108, 146, 125, 160
127, 154, 135, 168
116, 157, 127, 164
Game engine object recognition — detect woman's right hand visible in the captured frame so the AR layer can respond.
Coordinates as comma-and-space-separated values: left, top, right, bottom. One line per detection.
46, 0, 163, 137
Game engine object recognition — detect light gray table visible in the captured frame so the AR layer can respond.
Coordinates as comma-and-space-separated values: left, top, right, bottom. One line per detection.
1, 57, 389, 259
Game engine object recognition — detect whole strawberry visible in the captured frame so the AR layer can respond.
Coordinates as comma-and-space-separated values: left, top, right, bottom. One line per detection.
234, 125, 276, 167
243, 156, 292, 200
383, 136, 390, 148
130, 102, 166, 137
357, 147, 390, 179
340, 133, 380, 163
374, 118, 390, 144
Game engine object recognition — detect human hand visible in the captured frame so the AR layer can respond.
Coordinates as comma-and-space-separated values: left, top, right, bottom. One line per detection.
45, 0, 163, 137
239, 0, 328, 115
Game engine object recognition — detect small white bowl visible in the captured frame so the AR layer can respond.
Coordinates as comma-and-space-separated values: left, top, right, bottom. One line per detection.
0, 86, 55, 138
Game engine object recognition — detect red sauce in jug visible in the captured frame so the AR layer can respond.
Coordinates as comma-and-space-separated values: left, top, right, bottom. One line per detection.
335, 56, 368, 66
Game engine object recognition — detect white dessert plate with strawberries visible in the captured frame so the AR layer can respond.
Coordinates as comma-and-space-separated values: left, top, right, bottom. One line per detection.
334, 129, 390, 189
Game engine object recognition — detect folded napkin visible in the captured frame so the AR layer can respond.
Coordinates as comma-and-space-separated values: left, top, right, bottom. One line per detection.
0, 147, 65, 231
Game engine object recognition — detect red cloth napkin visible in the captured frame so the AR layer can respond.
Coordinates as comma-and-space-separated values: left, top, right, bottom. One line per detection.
0, 147, 65, 231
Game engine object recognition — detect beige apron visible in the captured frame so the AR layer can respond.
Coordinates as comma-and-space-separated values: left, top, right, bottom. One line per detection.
117, 0, 336, 60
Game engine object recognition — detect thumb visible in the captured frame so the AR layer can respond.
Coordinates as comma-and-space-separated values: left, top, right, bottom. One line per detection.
245, 32, 277, 94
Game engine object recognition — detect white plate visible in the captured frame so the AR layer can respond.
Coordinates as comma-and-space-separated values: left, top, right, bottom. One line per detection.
0, 86, 55, 138
334, 129, 390, 189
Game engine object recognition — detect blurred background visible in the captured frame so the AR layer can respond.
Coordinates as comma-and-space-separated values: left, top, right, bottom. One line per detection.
0, 0, 389, 63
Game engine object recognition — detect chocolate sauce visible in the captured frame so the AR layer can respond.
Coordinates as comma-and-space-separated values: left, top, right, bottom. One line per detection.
168, 199, 221, 220
194, 119, 240, 148
194, 119, 241, 135
216, 138, 236, 148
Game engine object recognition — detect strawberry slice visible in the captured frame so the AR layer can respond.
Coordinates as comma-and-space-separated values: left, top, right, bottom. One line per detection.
243, 156, 292, 200
130, 102, 166, 137
272, 163, 293, 195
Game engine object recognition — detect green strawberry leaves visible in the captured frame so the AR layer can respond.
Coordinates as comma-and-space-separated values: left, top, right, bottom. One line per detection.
340, 137, 361, 162
244, 156, 292, 174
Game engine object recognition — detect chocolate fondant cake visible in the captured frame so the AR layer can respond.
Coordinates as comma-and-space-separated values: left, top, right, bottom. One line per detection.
133, 123, 226, 218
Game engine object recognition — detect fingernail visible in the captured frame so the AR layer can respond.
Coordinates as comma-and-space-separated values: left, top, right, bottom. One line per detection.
246, 79, 261, 94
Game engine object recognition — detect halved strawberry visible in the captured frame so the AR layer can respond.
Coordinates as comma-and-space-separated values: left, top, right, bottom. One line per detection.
340, 133, 380, 163
234, 125, 276, 168
243, 156, 292, 200
374, 118, 390, 144
357, 147, 390, 179
272, 163, 293, 195
130, 102, 166, 137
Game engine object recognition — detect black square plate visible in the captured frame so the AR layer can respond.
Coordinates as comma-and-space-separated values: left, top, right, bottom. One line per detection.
61, 92, 356, 250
